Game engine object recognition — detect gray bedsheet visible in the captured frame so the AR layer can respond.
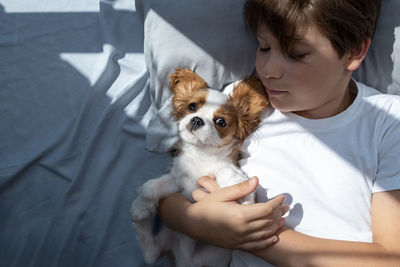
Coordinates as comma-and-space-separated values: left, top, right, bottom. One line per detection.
0, 1, 169, 266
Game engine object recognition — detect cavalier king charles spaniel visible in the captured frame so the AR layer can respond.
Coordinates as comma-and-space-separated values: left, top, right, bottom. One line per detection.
131, 68, 268, 266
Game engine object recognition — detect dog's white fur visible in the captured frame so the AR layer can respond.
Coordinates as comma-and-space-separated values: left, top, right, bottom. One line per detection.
131, 69, 268, 267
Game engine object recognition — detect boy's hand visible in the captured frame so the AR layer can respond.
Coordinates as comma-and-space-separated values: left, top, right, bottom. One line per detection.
188, 175, 289, 251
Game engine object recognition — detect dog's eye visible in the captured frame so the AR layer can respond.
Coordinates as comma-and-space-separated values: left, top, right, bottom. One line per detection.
214, 118, 226, 127
188, 103, 197, 111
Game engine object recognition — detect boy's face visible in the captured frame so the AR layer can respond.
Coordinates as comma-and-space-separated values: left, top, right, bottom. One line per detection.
256, 23, 354, 119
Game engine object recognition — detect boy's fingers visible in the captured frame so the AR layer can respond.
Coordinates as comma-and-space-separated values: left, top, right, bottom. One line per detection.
237, 235, 278, 251
215, 177, 259, 202
241, 226, 280, 242
245, 195, 286, 221
281, 204, 290, 215
245, 215, 285, 234
197, 175, 219, 192
192, 188, 209, 202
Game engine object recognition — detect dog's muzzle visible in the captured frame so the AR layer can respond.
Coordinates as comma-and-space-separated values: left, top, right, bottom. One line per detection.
189, 116, 204, 131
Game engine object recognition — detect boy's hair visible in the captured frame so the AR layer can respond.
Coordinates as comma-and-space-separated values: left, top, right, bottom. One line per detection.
243, 0, 382, 58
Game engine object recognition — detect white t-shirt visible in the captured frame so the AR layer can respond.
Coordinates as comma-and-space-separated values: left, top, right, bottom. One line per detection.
230, 81, 400, 266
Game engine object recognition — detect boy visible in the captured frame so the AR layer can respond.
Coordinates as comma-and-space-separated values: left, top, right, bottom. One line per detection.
159, 0, 400, 266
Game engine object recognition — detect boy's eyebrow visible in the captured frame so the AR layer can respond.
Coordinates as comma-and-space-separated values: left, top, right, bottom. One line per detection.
256, 33, 313, 48
292, 37, 312, 46
256, 34, 266, 40
293, 35, 308, 42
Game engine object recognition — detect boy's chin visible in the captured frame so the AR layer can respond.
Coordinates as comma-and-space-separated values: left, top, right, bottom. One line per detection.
270, 102, 293, 113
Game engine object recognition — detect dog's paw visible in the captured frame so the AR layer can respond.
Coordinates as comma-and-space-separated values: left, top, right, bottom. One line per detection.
143, 245, 161, 264
137, 230, 161, 264
130, 197, 155, 222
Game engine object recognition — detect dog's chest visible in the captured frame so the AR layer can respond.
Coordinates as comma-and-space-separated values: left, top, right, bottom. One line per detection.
173, 153, 218, 189
171, 150, 244, 199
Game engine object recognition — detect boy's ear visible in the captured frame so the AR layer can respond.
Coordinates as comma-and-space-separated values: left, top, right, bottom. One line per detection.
345, 38, 371, 71
231, 77, 269, 142
169, 68, 208, 94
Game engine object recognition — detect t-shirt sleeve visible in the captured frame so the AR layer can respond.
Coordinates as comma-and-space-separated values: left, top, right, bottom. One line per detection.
373, 97, 400, 193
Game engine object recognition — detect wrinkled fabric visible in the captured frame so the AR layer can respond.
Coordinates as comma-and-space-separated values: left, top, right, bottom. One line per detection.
0, 1, 170, 266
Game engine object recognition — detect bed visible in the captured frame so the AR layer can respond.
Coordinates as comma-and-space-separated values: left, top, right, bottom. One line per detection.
0, 0, 399, 266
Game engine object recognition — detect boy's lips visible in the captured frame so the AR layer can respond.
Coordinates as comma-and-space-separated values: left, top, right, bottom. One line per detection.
266, 87, 287, 96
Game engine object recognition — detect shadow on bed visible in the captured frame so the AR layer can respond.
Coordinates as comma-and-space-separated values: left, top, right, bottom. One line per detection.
0, 3, 170, 267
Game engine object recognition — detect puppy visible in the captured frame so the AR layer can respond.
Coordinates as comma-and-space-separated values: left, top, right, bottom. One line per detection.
131, 68, 268, 267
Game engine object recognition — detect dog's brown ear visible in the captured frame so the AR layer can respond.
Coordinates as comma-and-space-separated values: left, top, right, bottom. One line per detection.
169, 68, 208, 94
231, 76, 269, 142
169, 68, 209, 120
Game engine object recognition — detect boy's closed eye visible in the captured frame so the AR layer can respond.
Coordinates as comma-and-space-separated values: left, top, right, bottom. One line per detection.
259, 45, 310, 61
289, 41, 313, 60
259, 46, 270, 53
289, 51, 310, 60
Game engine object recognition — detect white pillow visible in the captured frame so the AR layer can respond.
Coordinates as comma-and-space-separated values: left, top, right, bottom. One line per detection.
136, 0, 258, 152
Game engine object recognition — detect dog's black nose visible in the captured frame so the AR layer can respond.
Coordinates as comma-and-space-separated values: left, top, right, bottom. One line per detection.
189, 116, 204, 131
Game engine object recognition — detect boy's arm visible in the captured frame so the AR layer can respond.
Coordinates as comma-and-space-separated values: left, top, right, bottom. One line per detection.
250, 189, 400, 267
158, 177, 289, 250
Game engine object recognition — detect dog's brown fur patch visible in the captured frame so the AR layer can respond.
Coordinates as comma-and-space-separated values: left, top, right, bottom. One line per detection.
169, 69, 209, 120
230, 76, 269, 142
224, 77, 269, 164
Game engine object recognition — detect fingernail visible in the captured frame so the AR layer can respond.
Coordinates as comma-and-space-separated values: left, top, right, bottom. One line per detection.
270, 236, 278, 243
277, 194, 286, 203
248, 177, 257, 187
282, 204, 290, 214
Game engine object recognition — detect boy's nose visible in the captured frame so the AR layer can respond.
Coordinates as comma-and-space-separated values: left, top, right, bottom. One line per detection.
257, 53, 283, 80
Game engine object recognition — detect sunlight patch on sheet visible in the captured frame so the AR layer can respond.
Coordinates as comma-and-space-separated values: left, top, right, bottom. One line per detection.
59, 50, 106, 86
0, 0, 99, 13
60, 43, 147, 107
100, 0, 136, 11
106, 53, 146, 102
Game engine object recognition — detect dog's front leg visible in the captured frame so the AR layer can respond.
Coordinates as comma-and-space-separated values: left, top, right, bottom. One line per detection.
131, 173, 180, 264
131, 172, 179, 222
